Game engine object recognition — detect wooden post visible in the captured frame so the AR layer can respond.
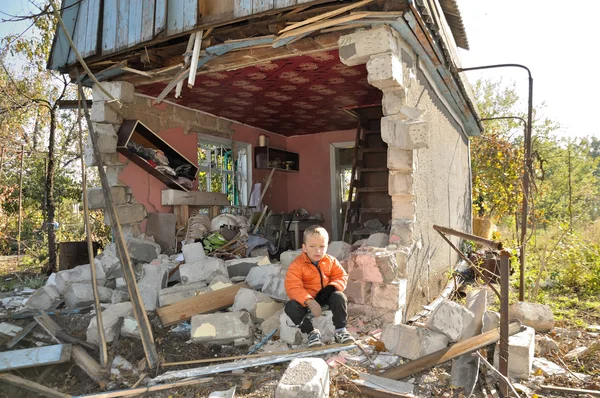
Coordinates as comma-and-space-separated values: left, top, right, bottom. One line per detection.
17, 145, 24, 264
77, 92, 108, 367
77, 77, 159, 368
498, 251, 511, 397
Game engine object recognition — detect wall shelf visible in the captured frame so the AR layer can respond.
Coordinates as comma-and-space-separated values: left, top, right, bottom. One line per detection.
116, 120, 198, 191
254, 146, 299, 172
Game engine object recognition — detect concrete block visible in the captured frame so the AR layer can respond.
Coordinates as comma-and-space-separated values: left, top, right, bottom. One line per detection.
104, 165, 125, 187
92, 81, 135, 103
111, 289, 129, 304
45, 273, 57, 287
121, 316, 140, 339
482, 311, 500, 333
391, 195, 416, 221
64, 283, 113, 309
89, 123, 118, 153
91, 101, 122, 124
246, 264, 281, 290
387, 146, 413, 172
24, 285, 62, 311
158, 282, 209, 307
55, 263, 106, 294
366, 232, 390, 248
179, 257, 227, 284
138, 264, 169, 311
145, 213, 176, 254
190, 311, 253, 344
535, 335, 559, 356
464, 288, 487, 336
382, 88, 408, 116
262, 274, 288, 301
327, 241, 352, 261
338, 25, 399, 66
231, 288, 284, 322
261, 308, 283, 336
226, 256, 265, 278
98, 243, 121, 278
275, 358, 330, 398
381, 115, 429, 150
126, 237, 160, 263
279, 311, 335, 345
346, 249, 399, 284
509, 302, 554, 332
370, 280, 407, 311
381, 324, 449, 360
182, 242, 206, 263
367, 52, 403, 90
104, 204, 147, 226
388, 171, 413, 196
84, 147, 121, 167
345, 280, 371, 305
425, 299, 475, 342
348, 303, 403, 325
390, 219, 414, 246
87, 186, 127, 210
208, 275, 233, 290
280, 249, 303, 268
399, 106, 426, 121
121, 223, 142, 238
494, 326, 535, 379
87, 302, 133, 344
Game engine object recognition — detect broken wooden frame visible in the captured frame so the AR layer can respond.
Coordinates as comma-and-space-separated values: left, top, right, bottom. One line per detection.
432, 224, 511, 397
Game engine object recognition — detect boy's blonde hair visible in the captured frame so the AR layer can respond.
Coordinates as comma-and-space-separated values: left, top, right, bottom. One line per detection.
303, 225, 329, 244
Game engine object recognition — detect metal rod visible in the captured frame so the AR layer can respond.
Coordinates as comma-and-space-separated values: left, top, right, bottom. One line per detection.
433, 225, 502, 250
498, 250, 511, 397
17, 145, 24, 264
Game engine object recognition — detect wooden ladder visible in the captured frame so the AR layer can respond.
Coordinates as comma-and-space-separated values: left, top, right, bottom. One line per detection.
342, 118, 392, 243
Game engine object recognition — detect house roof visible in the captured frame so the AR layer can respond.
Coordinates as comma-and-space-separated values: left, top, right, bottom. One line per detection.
439, 0, 470, 50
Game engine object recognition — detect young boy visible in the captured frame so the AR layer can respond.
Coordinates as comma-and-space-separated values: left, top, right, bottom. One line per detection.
284, 225, 355, 347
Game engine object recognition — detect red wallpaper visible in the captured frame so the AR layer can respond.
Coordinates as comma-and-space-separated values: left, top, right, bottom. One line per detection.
137, 50, 382, 136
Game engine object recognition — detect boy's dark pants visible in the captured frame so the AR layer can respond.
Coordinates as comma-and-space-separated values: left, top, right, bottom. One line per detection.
285, 291, 349, 334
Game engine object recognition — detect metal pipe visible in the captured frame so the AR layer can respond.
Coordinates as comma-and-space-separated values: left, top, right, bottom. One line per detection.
457, 64, 533, 303
433, 224, 502, 250
17, 145, 24, 264
498, 250, 511, 396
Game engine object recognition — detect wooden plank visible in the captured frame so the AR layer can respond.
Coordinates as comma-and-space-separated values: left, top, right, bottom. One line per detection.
0, 373, 69, 398
156, 283, 247, 326
84, 0, 100, 57
154, 0, 167, 36
72, 377, 213, 398
127, 0, 143, 48
277, 11, 369, 39
275, 0, 296, 8
187, 31, 203, 87
254, 0, 274, 14
0, 344, 72, 371
5, 321, 37, 349
71, 345, 108, 385
34, 313, 96, 350
541, 385, 600, 397
234, 0, 252, 18
279, 0, 374, 33
116, 0, 130, 50
161, 189, 229, 206
141, 0, 155, 42
167, 0, 183, 35
69, 0, 88, 64
183, 0, 198, 31
102, 0, 118, 54
48, 0, 80, 70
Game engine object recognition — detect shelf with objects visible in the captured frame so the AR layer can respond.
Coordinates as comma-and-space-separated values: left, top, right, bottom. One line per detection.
254, 146, 299, 172
116, 120, 198, 191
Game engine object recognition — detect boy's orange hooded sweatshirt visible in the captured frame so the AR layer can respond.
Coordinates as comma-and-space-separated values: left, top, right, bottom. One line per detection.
284, 252, 348, 306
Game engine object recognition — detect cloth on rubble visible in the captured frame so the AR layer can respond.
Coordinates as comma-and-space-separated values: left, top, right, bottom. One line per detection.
246, 234, 276, 255
175, 164, 196, 180
154, 150, 169, 166
155, 165, 177, 177
176, 177, 193, 189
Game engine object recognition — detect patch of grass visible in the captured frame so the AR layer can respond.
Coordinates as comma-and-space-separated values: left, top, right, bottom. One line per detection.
0, 273, 46, 292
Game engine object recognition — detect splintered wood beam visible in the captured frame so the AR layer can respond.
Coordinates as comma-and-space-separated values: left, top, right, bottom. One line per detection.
176, 33, 196, 98
0, 344, 72, 371
279, 0, 375, 34
187, 31, 204, 88
153, 56, 212, 104
156, 283, 247, 326
277, 12, 370, 41
0, 373, 69, 398
71, 377, 213, 398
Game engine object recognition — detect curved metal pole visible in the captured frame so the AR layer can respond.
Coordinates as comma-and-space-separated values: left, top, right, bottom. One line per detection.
458, 64, 533, 302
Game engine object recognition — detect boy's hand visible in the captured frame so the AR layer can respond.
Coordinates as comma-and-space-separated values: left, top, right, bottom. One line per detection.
315, 285, 336, 303
306, 299, 322, 318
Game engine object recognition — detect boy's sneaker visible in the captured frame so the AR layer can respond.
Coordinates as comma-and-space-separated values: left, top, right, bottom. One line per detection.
307, 329, 325, 348
334, 329, 355, 344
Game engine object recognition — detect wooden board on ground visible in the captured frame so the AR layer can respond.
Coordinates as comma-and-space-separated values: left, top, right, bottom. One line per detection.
0, 344, 72, 371
0, 373, 69, 398
162, 189, 230, 206
156, 283, 247, 326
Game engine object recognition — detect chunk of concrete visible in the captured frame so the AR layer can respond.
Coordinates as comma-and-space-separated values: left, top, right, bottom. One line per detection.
64, 284, 113, 309
87, 186, 127, 210
494, 326, 535, 379
280, 250, 303, 268
370, 280, 407, 311
158, 282, 209, 307
91, 102, 122, 124
345, 280, 371, 305
121, 316, 140, 339
231, 288, 284, 322
246, 264, 281, 290
327, 241, 352, 261
87, 302, 133, 344
381, 324, 449, 360
535, 335, 559, 356
279, 311, 335, 345
338, 24, 399, 66
190, 311, 253, 344
262, 274, 289, 301
275, 358, 330, 398
24, 285, 62, 311
99, 243, 121, 278
92, 81, 135, 103
55, 263, 106, 294
182, 242, 206, 263
137, 264, 169, 310
425, 299, 475, 342
381, 115, 429, 150
509, 302, 554, 332
347, 303, 403, 325
532, 357, 567, 377
366, 52, 403, 90
208, 275, 232, 291
482, 311, 500, 333
346, 249, 399, 284
226, 256, 265, 278
366, 232, 390, 248
111, 289, 129, 304
104, 204, 147, 226
179, 257, 227, 284
125, 237, 160, 263
261, 308, 283, 336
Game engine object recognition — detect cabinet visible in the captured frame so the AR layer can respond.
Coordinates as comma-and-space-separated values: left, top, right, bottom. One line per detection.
116, 120, 198, 191
254, 146, 299, 172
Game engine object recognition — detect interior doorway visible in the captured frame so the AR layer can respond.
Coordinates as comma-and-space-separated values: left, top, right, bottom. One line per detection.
330, 142, 354, 241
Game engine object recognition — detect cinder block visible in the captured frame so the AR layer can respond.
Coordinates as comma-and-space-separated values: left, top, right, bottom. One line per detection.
64, 283, 113, 309
370, 280, 407, 311
182, 242, 206, 263
426, 299, 475, 342
262, 274, 289, 301
381, 324, 449, 360
348, 303, 403, 325
382, 88, 407, 116
365, 232, 389, 248
509, 302, 554, 332
494, 326, 535, 379
91, 102, 122, 124
87, 302, 133, 344
388, 171, 414, 196
84, 146, 121, 167
391, 195, 416, 222
345, 280, 371, 305
92, 81, 135, 103
208, 275, 233, 290
346, 249, 399, 284
104, 164, 125, 187
275, 358, 330, 398
87, 186, 127, 210
390, 219, 414, 246
279, 311, 336, 345
190, 311, 253, 344
366, 52, 403, 90
125, 237, 160, 263
246, 264, 282, 290
231, 288, 284, 322
327, 241, 352, 261
24, 285, 62, 311
120, 223, 142, 238
280, 249, 303, 268
158, 282, 209, 307
104, 204, 147, 226
226, 256, 264, 278
89, 123, 118, 153
338, 25, 399, 66
179, 257, 228, 284
137, 264, 169, 311
387, 147, 413, 172
381, 116, 429, 150
261, 308, 283, 336
55, 264, 107, 294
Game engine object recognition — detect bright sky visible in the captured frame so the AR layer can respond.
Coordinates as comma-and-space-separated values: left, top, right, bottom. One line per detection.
457, 0, 600, 139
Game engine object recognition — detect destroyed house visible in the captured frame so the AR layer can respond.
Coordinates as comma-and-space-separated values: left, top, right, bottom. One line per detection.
48, 0, 481, 319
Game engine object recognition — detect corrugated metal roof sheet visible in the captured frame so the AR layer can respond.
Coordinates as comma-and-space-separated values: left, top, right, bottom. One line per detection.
439, 0, 469, 50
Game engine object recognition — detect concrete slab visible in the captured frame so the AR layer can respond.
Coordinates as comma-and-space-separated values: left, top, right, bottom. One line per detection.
425, 299, 475, 342
24, 285, 62, 311
509, 302, 554, 332
179, 257, 227, 284
158, 282, 209, 307
493, 326, 535, 379
64, 283, 113, 309
275, 358, 329, 398
231, 288, 284, 322
381, 324, 448, 360
137, 264, 169, 310
262, 273, 289, 301
190, 311, 253, 344
86, 302, 133, 344
245, 264, 281, 290
55, 263, 106, 294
